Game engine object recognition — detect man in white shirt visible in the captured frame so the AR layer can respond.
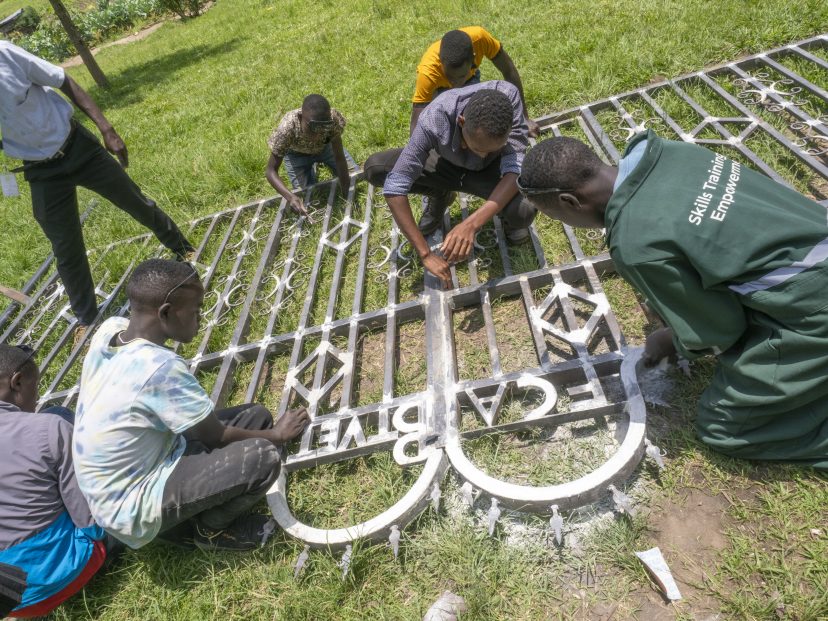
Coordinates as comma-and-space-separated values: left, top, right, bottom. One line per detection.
0, 41, 194, 339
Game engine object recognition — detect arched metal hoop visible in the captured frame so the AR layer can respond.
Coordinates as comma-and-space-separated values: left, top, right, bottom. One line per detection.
268, 451, 448, 550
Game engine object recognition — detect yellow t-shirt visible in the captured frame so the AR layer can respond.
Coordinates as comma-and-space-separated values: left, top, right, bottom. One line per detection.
412, 26, 502, 104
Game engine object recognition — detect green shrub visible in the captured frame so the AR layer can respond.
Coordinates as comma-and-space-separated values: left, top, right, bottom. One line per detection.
157, 0, 209, 19
13, 6, 41, 35
16, 0, 165, 61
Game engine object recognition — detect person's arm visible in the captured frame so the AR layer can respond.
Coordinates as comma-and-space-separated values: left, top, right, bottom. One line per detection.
490, 49, 539, 138
383, 121, 451, 287
184, 407, 309, 449
265, 153, 307, 216
58, 75, 128, 167
52, 418, 97, 529
410, 69, 435, 136
330, 135, 351, 196
149, 358, 307, 450
387, 194, 451, 288
620, 258, 747, 361
440, 173, 520, 263
643, 327, 677, 366
409, 104, 427, 136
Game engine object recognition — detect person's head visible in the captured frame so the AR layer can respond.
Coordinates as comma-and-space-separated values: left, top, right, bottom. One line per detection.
439, 30, 474, 87
126, 259, 204, 344
300, 94, 334, 135
458, 88, 514, 158
0, 344, 39, 412
518, 136, 615, 228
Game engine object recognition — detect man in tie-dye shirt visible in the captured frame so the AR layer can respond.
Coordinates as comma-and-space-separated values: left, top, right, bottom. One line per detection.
73, 259, 309, 551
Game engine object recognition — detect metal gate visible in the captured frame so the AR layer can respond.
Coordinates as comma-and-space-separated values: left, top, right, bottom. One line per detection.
2, 33, 826, 548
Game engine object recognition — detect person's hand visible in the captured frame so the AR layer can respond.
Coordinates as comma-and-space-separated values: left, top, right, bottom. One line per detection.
422, 252, 452, 289
441, 220, 478, 264
527, 118, 541, 139
101, 127, 128, 167
643, 327, 677, 367
270, 407, 310, 444
288, 193, 308, 217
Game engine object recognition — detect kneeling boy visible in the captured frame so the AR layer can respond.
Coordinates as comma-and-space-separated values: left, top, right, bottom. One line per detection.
518, 131, 828, 469
73, 259, 309, 551
265, 94, 357, 217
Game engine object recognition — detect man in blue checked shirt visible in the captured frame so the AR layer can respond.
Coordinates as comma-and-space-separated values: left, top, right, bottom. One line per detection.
364, 81, 536, 288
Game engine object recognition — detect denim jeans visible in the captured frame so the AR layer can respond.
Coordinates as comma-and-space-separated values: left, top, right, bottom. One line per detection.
42, 405, 75, 425
282, 143, 357, 190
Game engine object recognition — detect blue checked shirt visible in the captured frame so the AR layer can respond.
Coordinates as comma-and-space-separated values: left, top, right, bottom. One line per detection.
383, 81, 529, 196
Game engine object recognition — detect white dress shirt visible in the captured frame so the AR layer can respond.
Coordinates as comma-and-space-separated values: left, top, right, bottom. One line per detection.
0, 41, 74, 161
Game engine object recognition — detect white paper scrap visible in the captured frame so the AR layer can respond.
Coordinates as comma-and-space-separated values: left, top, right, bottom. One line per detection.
635, 546, 682, 601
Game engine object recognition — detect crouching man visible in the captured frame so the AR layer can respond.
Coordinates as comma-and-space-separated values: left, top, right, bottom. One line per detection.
73, 259, 310, 551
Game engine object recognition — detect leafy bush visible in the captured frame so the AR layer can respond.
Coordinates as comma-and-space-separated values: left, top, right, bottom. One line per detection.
20, 16, 76, 60
13, 6, 41, 35
157, 0, 209, 19
16, 0, 165, 61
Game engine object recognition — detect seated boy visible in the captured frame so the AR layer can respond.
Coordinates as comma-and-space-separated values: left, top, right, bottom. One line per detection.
265, 94, 357, 216
518, 131, 828, 468
0, 344, 118, 617
73, 259, 310, 551
409, 27, 539, 137
364, 83, 535, 288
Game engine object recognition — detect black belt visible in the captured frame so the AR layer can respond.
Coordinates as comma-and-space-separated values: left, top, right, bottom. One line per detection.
8, 119, 79, 173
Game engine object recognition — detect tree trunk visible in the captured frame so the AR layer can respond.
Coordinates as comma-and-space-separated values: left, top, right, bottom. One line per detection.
46, 0, 108, 88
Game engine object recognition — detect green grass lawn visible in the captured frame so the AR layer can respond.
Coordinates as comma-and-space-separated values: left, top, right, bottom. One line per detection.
0, 0, 52, 19
1, 0, 827, 619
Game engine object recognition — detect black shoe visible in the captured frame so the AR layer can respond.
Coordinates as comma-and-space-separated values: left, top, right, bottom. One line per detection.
175, 246, 197, 263
418, 192, 457, 236
193, 514, 275, 552
505, 227, 531, 246
156, 521, 196, 550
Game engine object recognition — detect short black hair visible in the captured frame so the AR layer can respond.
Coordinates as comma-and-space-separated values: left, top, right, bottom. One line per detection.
521, 137, 604, 200
462, 89, 514, 139
439, 30, 474, 69
126, 259, 202, 309
0, 344, 37, 378
301, 94, 331, 121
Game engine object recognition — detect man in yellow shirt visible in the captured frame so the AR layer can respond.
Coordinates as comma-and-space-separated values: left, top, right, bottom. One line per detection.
409, 27, 539, 137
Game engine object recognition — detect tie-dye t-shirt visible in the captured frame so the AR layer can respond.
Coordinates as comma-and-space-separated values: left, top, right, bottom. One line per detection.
73, 317, 213, 549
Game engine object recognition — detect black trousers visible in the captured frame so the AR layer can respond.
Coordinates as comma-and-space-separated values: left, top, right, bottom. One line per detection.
24, 124, 193, 324
158, 404, 280, 535
363, 147, 537, 231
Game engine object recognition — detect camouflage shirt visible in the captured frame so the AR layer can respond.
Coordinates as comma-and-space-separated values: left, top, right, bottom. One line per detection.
267, 108, 347, 157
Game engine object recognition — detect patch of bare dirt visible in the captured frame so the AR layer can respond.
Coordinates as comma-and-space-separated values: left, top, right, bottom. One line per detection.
60, 2, 216, 68
61, 22, 166, 68
582, 487, 735, 620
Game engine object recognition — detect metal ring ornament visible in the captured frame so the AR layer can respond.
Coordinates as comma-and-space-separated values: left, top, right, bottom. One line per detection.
367, 246, 393, 270
472, 256, 493, 270
473, 229, 497, 251
269, 450, 448, 550
609, 116, 664, 142
585, 228, 606, 241
445, 351, 646, 512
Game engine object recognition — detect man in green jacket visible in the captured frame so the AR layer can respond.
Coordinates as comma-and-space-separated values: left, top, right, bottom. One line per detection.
517, 130, 828, 469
